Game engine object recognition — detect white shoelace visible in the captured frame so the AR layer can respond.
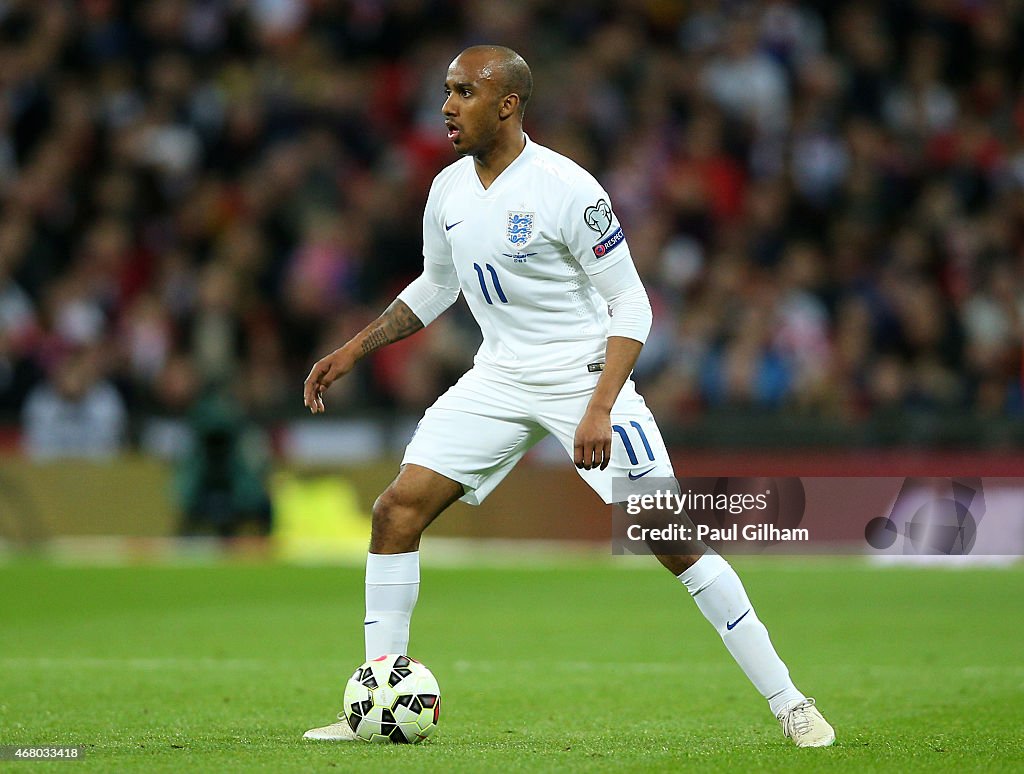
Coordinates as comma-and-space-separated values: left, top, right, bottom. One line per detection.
779, 698, 817, 737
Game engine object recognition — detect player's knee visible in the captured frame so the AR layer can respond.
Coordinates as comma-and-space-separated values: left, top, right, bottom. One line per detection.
371, 488, 424, 549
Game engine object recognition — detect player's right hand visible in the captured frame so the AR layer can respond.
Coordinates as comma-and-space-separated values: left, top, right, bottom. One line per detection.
303, 348, 356, 414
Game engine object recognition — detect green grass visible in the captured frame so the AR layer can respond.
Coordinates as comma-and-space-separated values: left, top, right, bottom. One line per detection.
1, 556, 1022, 772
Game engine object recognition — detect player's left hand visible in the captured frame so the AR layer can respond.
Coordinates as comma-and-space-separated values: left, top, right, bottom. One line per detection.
574, 407, 612, 470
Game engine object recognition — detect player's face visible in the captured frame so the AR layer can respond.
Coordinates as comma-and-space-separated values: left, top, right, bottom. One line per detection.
442, 53, 505, 157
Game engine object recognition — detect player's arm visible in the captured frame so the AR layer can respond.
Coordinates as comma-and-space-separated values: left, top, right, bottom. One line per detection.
303, 299, 422, 414
561, 182, 653, 470
304, 177, 458, 414
573, 258, 653, 469
303, 258, 460, 413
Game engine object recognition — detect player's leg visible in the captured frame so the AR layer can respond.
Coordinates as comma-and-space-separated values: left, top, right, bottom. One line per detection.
541, 380, 834, 747
658, 550, 834, 746
304, 465, 461, 742
370, 462, 464, 554
369, 378, 542, 655
655, 548, 832, 745
363, 367, 543, 661
305, 369, 543, 741
652, 546, 806, 715
362, 463, 464, 662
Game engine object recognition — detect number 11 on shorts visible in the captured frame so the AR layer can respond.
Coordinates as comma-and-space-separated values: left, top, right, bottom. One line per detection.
612, 421, 655, 465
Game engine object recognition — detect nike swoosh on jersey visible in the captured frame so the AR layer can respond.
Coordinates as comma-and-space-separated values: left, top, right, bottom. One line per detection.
444, 220, 464, 231
628, 467, 656, 480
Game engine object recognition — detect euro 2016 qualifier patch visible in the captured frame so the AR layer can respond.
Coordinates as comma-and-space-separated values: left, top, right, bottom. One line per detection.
584, 198, 613, 236
592, 226, 624, 258
506, 211, 535, 247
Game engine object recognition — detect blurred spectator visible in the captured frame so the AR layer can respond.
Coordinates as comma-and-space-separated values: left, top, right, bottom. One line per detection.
703, 14, 791, 136
21, 346, 126, 460
884, 33, 958, 139
0, 246, 39, 412
176, 390, 273, 537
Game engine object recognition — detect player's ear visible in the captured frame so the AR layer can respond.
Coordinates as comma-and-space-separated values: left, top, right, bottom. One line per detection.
498, 93, 520, 121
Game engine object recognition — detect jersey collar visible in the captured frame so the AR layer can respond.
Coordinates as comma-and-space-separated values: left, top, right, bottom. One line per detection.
471, 134, 535, 196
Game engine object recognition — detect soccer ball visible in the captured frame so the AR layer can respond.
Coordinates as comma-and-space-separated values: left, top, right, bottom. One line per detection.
343, 654, 441, 743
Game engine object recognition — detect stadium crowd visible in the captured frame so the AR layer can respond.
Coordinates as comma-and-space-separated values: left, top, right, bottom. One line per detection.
1, 0, 1022, 457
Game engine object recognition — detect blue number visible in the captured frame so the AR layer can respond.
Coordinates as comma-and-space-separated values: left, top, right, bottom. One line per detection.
485, 263, 508, 303
612, 423, 655, 465
630, 420, 655, 461
473, 262, 509, 305
472, 263, 492, 304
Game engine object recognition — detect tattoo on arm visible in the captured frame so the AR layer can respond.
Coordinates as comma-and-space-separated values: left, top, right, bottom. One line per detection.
361, 327, 389, 353
359, 300, 424, 356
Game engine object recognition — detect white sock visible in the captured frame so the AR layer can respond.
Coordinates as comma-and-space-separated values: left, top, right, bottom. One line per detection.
678, 553, 804, 716
364, 551, 419, 661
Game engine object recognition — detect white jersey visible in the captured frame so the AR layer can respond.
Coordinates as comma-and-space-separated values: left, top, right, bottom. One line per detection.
412, 137, 640, 386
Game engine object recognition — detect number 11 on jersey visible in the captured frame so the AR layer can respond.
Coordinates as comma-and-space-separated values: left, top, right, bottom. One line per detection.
473, 262, 508, 304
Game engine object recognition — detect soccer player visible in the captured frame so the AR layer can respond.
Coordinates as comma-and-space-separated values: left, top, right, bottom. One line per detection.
302, 45, 835, 748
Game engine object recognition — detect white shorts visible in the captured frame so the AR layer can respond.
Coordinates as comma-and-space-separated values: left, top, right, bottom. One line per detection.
402, 365, 675, 505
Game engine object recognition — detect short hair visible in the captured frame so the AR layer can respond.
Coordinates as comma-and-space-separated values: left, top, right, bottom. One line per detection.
461, 45, 533, 118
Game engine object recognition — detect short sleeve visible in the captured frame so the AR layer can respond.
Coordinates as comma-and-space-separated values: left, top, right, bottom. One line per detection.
558, 175, 633, 276
397, 174, 460, 326
422, 177, 451, 266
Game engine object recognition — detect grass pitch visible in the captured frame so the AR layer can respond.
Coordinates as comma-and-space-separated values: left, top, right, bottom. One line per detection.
1, 555, 1021, 772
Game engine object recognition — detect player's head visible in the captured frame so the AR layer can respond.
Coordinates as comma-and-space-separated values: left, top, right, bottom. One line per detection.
443, 45, 532, 157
